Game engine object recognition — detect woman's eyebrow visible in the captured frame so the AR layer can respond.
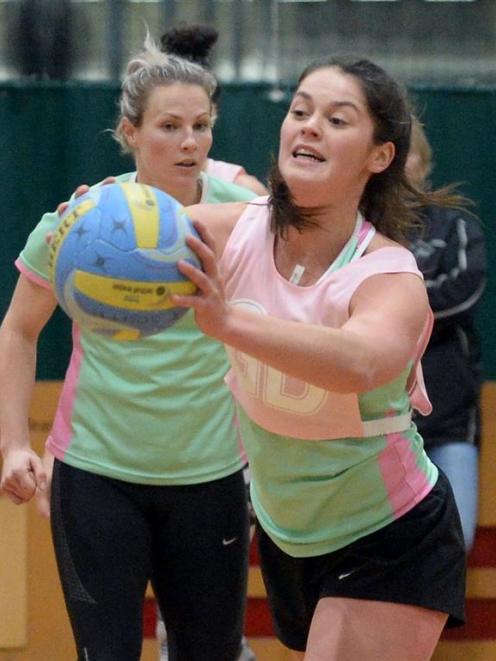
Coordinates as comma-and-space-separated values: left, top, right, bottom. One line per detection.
293, 91, 360, 113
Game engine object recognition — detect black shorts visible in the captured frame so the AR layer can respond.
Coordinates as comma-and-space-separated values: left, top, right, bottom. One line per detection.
257, 470, 466, 652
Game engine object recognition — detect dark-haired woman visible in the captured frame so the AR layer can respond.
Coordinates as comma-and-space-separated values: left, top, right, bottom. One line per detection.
174, 57, 466, 660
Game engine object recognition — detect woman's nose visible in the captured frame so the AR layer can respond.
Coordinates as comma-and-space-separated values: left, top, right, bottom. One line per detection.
181, 130, 198, 151
301, 115, 321, 137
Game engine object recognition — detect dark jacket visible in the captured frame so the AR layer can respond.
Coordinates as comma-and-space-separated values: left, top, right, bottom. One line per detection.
409, 205, 486, 448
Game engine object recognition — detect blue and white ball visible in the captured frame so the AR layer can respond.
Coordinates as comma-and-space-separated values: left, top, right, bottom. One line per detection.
48, 182, 200, 341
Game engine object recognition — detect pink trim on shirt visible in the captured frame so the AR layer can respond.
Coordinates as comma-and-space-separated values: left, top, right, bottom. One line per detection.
15, 258, 51, 290
16, 257, 82, 457
46, 325, 83, 459
357, 219, 372, 244
408, 313, 434, 416
378, 431, 434, 518
206, 159, 244, 183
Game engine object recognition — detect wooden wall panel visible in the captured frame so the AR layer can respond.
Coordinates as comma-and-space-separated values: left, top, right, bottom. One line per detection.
1, 379, 495, 660
0, 498, 27, 648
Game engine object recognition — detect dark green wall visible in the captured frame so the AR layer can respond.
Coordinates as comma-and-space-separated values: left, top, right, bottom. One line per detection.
408, 87, 496, 379
0, 82, 494, 378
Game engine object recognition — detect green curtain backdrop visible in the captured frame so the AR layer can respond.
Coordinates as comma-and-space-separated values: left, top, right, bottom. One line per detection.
0, 81, 494, 378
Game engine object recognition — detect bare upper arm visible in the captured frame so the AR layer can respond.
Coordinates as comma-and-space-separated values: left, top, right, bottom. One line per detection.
185, 201, 248, 257
345, 272, 429, 382
234, 173, 268, 196
1, 274, 58, 342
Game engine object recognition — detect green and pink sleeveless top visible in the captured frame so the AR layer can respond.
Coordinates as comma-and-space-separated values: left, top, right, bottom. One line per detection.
220, 198, 438, 557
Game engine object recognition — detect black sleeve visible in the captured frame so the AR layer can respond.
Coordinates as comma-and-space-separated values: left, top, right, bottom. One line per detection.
421, 211, 487, 325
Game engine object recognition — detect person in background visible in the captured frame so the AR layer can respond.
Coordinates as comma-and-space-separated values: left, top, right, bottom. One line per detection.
169, 54, 467, 660
159, 22, 260, 661
406, 115, 486, 552
0, 36, 256, 661
161, 23, 268, 196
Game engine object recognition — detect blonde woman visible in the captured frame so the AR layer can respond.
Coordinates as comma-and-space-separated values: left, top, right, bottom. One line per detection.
0, 38, 255, 660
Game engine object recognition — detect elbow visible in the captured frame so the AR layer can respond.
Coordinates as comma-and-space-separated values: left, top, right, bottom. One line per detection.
352, 363, 383, 393
328, 354, 382, 394
338, 353, 401, 394
0, 324, 39, 354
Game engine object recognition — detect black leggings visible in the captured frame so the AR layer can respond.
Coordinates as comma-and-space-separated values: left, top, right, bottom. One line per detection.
51, 460, 250, 661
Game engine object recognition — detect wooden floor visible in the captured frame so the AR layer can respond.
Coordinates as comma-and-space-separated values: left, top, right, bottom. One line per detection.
1, 381, 496, 660
246, 639, 496, 661
139, 638, 496, 661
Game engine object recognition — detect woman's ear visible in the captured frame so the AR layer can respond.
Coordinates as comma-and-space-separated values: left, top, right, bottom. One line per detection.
369, 141, 395, 174
120, 117, 137, 148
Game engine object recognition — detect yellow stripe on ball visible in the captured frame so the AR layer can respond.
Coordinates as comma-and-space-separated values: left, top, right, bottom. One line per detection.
74, 271, 196, 310
120, 182, 160, 249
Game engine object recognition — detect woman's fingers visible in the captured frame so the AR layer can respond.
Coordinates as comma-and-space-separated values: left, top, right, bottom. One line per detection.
57, 201, 69, 216
30, 455, 48, 492
1, 487, 24, 505
2, 470, 36, 503
185, 233, 218, 275
74, 184, 90, 199
56, 184, 90, 217
174, 260, 211, 308
0, 450, 47, 505
35, 450, 54, 519
56, 177, 115, 218
35, 489, 51, 519
191, 219, 217, 252
101, 176, 117, 185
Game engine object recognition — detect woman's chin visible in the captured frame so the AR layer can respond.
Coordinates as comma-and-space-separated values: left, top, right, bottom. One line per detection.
291, 185, 328, 209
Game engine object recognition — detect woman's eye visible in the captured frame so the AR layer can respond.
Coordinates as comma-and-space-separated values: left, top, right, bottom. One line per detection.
329, 116, 346, 126
162, 123, 176, 131
290, 109, 307, 119
194, 122, 211, 132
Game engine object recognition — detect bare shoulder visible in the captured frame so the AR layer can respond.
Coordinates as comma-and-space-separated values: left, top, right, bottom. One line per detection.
185, 201, 249, 256
365, 231, 403, 253
234, 173, 268, 196
185, 201, 248, 228
355, 231, 428, 316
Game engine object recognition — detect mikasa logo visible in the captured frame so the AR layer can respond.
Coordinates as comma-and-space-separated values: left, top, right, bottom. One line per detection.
113, 283, 154, 294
